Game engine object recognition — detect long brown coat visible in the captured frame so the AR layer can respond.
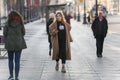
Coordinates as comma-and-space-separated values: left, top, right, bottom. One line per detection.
49, 22, 73, 60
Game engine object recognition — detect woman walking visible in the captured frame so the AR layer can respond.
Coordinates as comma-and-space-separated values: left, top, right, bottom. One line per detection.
49, 11, 73, 73
3, 11, 27, 80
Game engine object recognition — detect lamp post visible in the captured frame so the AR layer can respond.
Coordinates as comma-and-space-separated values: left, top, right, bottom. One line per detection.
95, 0, 98, 18
41, 0, 45, 22
77, 4, 80, 21
0, 2, 1, 29
74, 6, 76, 20
73, 0, 77, 20
118, 0, 120, 13
4, 0, 8, 17
83, 0, 87, 24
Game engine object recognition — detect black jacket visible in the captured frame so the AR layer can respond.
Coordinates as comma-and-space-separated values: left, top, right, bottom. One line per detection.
47, 18, 54, 42
91, 17, 108, 38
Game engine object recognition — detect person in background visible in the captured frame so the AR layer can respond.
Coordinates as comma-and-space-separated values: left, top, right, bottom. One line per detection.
65, 12, 73, 25
49, 11, 73, 73
47, 13, 55, 56
3, 11, 27, 80
87, 13, 90, 24
91, 11, 108, 58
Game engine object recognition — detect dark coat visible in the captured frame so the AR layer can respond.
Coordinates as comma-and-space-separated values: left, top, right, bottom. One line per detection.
3, 21, 27, 51
87, 15, 90, 23
91, 17, 108, 38
65, 15, 73, 24
47, 18, 54, 42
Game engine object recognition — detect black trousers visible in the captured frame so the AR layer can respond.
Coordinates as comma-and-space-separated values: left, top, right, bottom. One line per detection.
96, 37, 104, 56
48, 35, 52, 55
49, 40, 52, 52
56, 41, 66, 64
56, 58, 66, 64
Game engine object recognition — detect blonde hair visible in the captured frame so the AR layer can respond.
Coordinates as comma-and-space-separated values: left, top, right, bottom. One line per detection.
54, 11, 66, 24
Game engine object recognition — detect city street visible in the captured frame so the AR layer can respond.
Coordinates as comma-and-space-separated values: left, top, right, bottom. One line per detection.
108, 15, 120, 33
0, 15, 120, 80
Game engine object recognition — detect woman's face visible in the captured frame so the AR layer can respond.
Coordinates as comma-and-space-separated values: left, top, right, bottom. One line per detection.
56, 14, 62, 21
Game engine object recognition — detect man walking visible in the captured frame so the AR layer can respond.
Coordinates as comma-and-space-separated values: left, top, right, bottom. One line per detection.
91, 12, 108, 57
47, 13, 55, 56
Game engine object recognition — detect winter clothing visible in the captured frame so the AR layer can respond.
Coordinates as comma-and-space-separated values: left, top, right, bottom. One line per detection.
47, 18, 54, 56
3, 21, 27, 51
65, 14, 73, 24
57, 22, 66, 62
91, 17, 108, 57
91, 17, 108, 38
3, 11, 27, 79
49, 21, 72, 60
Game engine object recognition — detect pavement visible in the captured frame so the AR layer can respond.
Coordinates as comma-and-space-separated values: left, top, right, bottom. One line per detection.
0, 17, 120, 80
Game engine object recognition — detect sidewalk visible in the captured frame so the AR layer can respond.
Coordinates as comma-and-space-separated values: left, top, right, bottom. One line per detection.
0, 19, 120, 80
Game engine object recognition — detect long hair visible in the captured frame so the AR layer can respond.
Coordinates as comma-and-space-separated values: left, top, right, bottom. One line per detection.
7, 11, 24, 26
54, 11, 66, 24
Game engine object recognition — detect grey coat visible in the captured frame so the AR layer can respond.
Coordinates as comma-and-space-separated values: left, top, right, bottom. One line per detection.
3, 21, 27, 51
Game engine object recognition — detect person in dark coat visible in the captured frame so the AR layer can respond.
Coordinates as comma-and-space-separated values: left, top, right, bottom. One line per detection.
87, 14, 90, 24
47, 13, 55, 56
91, 12, 108, 58
65, 12, 73, 25
3, 11, 27, 80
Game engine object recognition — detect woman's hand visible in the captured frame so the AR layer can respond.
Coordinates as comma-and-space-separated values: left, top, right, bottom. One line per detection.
53, 29, 58, 34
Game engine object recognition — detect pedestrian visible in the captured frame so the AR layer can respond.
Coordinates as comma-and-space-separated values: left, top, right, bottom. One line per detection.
65, 12, 73, 25
49, 11, 73, 73
87, 14, 90, 24
3, 11, 27, 80
91, 11, 108, 58
47, 13, 55, 56
87, 14, 91, 27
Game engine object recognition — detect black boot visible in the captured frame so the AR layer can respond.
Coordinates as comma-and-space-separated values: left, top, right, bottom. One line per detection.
97, 53, 102, 58
49, 50, 51, 56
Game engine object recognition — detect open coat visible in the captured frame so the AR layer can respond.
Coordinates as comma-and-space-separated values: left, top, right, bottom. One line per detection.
49, 22, 73, 60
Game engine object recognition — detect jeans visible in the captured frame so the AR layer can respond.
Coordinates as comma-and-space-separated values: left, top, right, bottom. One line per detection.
8, 50, 22, 78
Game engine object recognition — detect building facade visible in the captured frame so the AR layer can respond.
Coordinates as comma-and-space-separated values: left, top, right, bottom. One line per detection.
0, 0, 7, 17
6, 0, 46, 23
87, 0, 120, 14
